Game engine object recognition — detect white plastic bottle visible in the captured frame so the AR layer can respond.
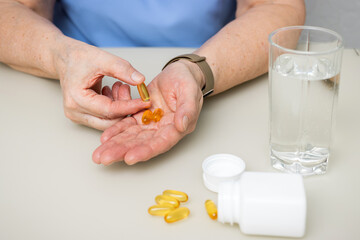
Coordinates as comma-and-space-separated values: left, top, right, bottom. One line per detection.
217, 172, 306, 238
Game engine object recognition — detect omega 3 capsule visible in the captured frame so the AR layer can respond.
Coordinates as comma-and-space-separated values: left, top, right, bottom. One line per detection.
205, 200, 217, 220
163, 190, 188, 202
148, 204, 175, 216
155, 195, 180, 208
142, 110, 153, 124
153, 108, 164, 122
164, 207, 190, 223
137, 82, 150, 102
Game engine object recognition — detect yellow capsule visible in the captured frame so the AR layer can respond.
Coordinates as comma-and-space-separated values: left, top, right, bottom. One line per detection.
142, 109, 153, 125
153, 108, 164, 122
137, 82, 150, 102
163, 190, 188, 202
205, 200, 217, 220
164, 207, 190, 223
155, 195, 180, 208
148, 204, 175, 216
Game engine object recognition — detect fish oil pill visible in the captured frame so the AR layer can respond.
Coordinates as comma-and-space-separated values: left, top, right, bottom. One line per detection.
155, 195, 180, 208
163, 190, 188, 202
153, 108, 164, 122
164, 207, 190, 223
205, 200, 217, 220
142, 110, 153, 125
148, 204, 175, 216
137, 82, 150, 102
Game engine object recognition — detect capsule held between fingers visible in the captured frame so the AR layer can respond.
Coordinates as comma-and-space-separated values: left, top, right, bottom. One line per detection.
137, 82, 150, 102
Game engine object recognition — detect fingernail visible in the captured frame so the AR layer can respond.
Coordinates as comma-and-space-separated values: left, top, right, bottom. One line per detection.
124, 156, 136, 165
131, 71, 144, 83
182, 116, 189, 132
101, 156, 113, 166
92, 152, 101, 164
101, 135, 109, 143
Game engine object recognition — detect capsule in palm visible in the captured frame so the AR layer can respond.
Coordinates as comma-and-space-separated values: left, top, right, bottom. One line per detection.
153, 108, 164, 122
142, 109, 153, 124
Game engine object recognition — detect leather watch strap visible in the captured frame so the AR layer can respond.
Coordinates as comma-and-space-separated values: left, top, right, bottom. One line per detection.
162, 54, 214, 97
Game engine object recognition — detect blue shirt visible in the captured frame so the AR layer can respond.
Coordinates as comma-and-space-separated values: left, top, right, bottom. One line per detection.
53, 0, 236, 47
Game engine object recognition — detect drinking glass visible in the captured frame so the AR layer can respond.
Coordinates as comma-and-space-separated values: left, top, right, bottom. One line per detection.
268, 26, 343, 176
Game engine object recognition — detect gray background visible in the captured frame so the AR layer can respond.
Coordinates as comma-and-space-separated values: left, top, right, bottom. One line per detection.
305, 0, 360, 48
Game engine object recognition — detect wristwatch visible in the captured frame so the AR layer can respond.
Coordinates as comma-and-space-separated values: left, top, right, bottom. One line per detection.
162, 54, 214, 97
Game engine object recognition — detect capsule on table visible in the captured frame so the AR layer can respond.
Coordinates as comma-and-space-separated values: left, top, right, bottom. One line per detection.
137, 82, 150, 102
155, 195, 180, 208
163, 190, 188, 202
142, 109, 153, 125
148, 204, 175, 216
205, 200, 217, 220
164, 207, 190, 223
153, 108, 164, 122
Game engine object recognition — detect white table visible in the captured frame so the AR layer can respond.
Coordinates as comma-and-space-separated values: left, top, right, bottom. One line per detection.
1, 48, 359, 239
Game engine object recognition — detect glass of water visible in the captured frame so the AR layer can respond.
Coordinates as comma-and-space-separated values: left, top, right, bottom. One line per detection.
268, 26, 343, 176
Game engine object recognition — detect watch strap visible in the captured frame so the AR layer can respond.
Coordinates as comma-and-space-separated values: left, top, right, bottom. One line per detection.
162, 54, 214, 97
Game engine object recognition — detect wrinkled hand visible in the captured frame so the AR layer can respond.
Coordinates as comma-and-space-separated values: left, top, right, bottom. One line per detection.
55, 38, 151, 130
92, 60, 205, 165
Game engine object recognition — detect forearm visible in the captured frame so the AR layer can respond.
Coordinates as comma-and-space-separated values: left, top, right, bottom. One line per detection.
0, 0, 62, 78
195, 0, 305, 94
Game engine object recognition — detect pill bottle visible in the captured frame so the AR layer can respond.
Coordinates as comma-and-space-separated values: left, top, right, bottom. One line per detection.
202, 154, 307, 238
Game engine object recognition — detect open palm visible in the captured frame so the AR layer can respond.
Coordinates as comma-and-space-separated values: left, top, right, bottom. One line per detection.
92, 61, 204, 165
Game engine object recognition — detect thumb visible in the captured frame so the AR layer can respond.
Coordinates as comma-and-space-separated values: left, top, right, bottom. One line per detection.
174, 94, 203, 133
101, 55, 145, 85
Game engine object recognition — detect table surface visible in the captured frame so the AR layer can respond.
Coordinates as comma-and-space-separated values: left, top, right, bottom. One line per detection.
1, 48, 359, 240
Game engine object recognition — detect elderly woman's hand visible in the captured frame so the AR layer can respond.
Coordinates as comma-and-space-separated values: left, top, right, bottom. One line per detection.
92, 60, 205, 165
55, 38, 151, 130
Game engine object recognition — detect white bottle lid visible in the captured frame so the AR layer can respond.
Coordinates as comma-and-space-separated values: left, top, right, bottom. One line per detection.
202, 154, 246, 192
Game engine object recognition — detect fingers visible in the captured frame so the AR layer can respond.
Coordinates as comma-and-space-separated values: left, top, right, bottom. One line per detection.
93, 140, 127, 165
79, 91, 151, 118
124, 125, 182, 165
64, 94, 150, 129
111, 82, 120, 100
93, 124, 142, 165
100, 117, 137, 143
112, 81, 131, 101
93, 124, 183, 166
66, 112, 121, 131
102, 86, 112, 99
102, 81, 130, 101
64, 85, 150, 130
59, 44, 150, 130
83, 80, 150, 119
67, 81, 142, 131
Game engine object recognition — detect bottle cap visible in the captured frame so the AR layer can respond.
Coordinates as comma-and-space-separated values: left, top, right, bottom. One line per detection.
202, 154, 246, 192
